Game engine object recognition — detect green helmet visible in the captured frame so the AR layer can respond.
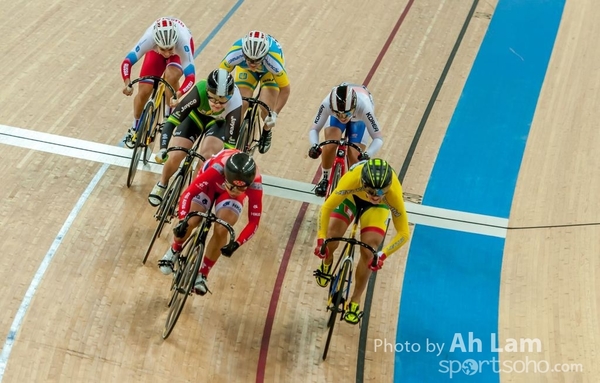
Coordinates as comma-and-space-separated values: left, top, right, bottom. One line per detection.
361, 158, 393, 193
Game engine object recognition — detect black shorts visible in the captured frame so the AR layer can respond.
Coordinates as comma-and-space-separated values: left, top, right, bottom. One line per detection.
172, 114, 226, 143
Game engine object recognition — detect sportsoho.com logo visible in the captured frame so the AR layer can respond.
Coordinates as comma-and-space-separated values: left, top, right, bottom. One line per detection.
440, 357, 583, 378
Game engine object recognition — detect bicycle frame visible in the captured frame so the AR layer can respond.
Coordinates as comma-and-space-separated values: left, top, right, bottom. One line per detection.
162, 209, 236, 339
316, 131, 365, 198
142, 137, 206, 265
319, 213, 379, 360
235, 96, 272, 155
126, 76, 177, 188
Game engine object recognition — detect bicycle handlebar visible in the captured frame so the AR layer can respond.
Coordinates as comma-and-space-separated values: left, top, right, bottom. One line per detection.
166, 146, 206, 162
242, 96, 273, 117
321, 237, 379, 267
181, 211, 236, 249
316, 139, 365, 155
128, 76, 178, 103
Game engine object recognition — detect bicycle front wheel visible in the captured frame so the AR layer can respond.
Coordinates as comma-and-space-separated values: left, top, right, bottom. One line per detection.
143, 98, 164, 164
323, 258, 349, 360
127, 103, 154, 187
162, 240, 204, 339
142, 175, 184, 265
326, 163, 343, 199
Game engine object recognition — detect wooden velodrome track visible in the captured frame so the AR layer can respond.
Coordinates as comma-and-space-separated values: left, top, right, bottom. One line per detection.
0, 0, 597, 382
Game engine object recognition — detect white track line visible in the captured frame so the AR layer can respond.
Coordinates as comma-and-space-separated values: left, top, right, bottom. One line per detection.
0, 124, 508, 237
0, 161, 108, 379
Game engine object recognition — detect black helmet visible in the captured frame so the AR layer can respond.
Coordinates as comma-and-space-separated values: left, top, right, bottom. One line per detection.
361, 158, 393, 192
225, 152, 256, 187
329, 84, 357, 114
206, 68, 234, 98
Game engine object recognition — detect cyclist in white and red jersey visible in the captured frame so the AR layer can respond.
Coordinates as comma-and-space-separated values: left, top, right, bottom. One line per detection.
158, 149, 263, 296
308, 83, 384, 197
120, 17, 196, 148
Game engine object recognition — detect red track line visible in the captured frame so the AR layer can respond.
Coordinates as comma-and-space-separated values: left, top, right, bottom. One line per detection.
256, 2, 414, 381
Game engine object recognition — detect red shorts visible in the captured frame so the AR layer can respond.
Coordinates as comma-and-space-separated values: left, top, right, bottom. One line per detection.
139, 38, 195, 80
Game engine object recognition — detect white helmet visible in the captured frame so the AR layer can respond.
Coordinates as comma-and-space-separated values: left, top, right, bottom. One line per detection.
153, 18, 179, 49
241, 30, 270, 60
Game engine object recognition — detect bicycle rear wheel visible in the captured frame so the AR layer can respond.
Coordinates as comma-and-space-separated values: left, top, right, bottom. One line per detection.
235, 116, 252, 153
143, 95, 164, 164
127, 103, 154, 187
141, 174, 184, 264
162, 238, 205, 339
323, 259, 349, 360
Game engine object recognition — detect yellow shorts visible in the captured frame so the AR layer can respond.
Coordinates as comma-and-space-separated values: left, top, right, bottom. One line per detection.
234, 67, 279, 91
331, 196, 389, 236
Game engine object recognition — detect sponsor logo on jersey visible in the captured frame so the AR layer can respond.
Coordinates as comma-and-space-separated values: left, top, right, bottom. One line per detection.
314, 105, 325, 124
229, 116, 237, 136
366, 112, 379, 132
387, 201, 401, 218
180, 98, 198, 114
265, 59, 280, 74
231, 53, 245, 63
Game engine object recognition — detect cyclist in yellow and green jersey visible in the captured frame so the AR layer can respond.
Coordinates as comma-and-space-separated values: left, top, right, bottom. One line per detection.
314, 159, 411, 324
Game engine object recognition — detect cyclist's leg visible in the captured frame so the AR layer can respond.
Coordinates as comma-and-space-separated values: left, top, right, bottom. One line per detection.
314, 197, 355, 286
257, 74, 278, 153
344, 202, 388, 324
159, 188, 212, 274
163, 56, 183, 116
134, 51, 168, 126
196, 120, 226, 178
314, 118, 345, 196
194, 192, 244, 294
257, 74, 278, 120
347, 120, 367, 166
148, 118, 200, 206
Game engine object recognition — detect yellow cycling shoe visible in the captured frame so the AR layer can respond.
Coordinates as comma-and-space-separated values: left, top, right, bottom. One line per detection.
343, 301, 362, 325
313, 261, 331, 287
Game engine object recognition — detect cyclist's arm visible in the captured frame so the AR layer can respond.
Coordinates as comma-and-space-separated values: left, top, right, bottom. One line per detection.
357, 105, 384, 158
177, 44, 196, 95
308, 99, 331, 146
173, 26, 196, 95
219, 43, 244, 72
317, 170, 361, 239
264, 55, 290, 88
177, 167, 219, 219
381, 177, 410, 256
236, 180, 263, 245
160, 86, 201, 149
120, 26, 154, 82
221, 89, 243, 146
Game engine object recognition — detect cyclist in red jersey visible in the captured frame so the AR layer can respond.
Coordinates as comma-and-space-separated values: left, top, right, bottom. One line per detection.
158, 149, 263, 295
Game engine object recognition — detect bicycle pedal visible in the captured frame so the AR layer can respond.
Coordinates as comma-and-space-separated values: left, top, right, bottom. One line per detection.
312, 269, 332, 280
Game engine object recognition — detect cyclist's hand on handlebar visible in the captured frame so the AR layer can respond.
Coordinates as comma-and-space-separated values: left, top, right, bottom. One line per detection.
122, 81, 133, 96
169, 92, 181, 108
173, 220, 189, 238
369, 251, 387, 271
221, 241, 240, 257
358, 152, 370, 161
265, 111, 277, 128
314, 238, 328, 259
308, 144, 322, 159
